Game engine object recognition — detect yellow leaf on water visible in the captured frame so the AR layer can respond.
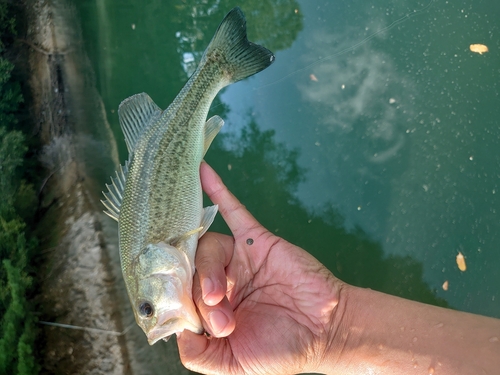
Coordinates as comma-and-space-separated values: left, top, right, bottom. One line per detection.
442, 280, 449, 291
456, 251, 466, 272
470, 44, 488, 54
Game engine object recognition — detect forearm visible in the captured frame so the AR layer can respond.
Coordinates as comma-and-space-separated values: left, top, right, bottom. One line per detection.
319, 285, 500, 375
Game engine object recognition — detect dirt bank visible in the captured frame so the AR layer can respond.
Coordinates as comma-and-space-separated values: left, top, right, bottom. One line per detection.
25, 0, 129, 373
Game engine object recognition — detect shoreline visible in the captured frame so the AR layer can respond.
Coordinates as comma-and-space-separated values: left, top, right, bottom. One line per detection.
24, 0, 129, 373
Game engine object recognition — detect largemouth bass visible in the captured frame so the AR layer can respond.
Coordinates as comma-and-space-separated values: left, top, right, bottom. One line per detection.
101, 7, 274, 345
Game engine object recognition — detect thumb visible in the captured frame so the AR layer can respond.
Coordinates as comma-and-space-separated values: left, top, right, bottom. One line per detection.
177, 330, 226, 374
177, 330, 210, 372
177, 330, 233, 374
177, 330, 208, 363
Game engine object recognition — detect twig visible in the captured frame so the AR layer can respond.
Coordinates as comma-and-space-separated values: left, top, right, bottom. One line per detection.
39, 320, 135, 336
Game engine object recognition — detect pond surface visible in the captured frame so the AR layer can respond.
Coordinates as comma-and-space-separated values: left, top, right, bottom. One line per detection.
74, 0, 499, 372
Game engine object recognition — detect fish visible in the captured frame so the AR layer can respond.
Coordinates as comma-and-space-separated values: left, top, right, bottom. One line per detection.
101, 7, 274, 345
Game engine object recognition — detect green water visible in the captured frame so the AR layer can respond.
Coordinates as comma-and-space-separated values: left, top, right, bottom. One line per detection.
73, 0, 499, 371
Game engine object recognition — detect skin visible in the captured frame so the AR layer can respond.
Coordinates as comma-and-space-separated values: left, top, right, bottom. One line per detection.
176, 162, 500, 375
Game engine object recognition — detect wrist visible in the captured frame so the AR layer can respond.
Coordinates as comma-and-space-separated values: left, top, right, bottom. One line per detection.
313, 283, 363, 375
315, 284, 441, 375
296, 280, 351, 375
316, 284, 444, 375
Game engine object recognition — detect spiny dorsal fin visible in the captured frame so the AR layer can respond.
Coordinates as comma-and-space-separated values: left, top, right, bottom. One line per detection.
118, 93, 162, 153
101, 161, 129, 221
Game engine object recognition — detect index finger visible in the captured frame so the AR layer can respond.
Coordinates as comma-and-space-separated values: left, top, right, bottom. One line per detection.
200, 162, 259, 238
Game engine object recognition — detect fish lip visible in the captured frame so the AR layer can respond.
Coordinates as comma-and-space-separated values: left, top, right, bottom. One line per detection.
146, 308, 203, 345
147, 324, 176, 345
146, 310, 178, 345
146, 320, 203, 345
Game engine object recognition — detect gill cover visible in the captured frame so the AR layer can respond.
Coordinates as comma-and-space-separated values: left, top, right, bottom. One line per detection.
131, 242, 203, 344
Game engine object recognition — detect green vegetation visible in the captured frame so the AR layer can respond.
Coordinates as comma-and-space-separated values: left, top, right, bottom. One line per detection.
0, 1, 40, 374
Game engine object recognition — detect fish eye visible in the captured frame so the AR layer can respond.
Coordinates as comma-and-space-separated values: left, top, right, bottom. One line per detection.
138, 301, 154, 318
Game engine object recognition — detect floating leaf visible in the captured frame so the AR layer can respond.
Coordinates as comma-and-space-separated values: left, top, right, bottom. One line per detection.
442, 280, 449, 291
456, 251, 466, 272
470, 44, 488, 54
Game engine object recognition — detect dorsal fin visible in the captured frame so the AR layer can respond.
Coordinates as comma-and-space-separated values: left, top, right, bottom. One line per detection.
101, 161, 129, 221
118, 93, 162, 152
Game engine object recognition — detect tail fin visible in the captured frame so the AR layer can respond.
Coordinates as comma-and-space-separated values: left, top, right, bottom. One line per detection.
204, 7, 275, 83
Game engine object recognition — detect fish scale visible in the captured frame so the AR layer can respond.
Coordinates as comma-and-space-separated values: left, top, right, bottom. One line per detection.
134, 64, 225, 244
101, 7, 274, 344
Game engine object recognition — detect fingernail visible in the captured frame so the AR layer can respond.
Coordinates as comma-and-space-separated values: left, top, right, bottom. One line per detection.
202, 278, 214, 301
208, 310, 229, 335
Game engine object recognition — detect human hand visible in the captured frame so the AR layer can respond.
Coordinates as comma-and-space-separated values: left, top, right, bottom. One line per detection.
177, 162, 343, 375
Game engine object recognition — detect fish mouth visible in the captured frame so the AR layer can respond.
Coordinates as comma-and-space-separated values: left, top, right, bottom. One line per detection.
147, 318, 203, 345
147, 305, 203, 345
147, 317, 179, 345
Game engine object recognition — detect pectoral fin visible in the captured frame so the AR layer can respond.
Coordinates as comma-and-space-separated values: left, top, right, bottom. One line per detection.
169, 227, 204, 247
168, 205, 219, 246
199, 205, 219, 238
203, 116, 224, 157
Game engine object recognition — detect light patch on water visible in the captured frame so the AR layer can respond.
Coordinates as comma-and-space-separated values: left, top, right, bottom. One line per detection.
297, 26, 414, 155
291, 6, 417, 236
